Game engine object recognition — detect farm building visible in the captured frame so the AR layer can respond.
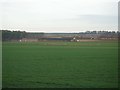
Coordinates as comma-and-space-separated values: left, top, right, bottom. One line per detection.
20, 38, 38, 42
38, 37, 73, 41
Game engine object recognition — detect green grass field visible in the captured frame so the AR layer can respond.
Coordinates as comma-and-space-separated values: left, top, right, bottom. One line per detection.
2, 41, 118, 88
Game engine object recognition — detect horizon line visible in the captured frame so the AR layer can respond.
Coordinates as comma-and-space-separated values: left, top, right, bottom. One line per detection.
0, 29, 118, 33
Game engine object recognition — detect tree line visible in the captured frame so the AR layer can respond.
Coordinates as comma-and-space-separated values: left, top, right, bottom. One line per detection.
1, 30, 119, 41
1, 30, 45, 41
2, 30, 26, 41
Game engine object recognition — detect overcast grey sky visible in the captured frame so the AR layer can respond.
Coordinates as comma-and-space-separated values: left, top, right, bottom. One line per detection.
0, 0, 119, 32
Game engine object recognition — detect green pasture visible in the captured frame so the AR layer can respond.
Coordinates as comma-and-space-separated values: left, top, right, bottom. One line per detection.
2, 41, 118, 88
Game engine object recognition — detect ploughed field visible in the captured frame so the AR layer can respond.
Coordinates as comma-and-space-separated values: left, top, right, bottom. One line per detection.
2, 41, 118, 88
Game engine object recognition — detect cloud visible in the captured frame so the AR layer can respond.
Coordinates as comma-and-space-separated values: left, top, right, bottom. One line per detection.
0, 0, 118, 32
78, 15, 117, 24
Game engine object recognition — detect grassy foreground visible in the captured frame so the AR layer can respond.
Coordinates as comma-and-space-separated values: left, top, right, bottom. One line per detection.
2, 41, 118, 88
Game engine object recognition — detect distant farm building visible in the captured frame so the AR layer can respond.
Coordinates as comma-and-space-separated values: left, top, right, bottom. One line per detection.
20, 38, 38, 42
38, 37, 72, 41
